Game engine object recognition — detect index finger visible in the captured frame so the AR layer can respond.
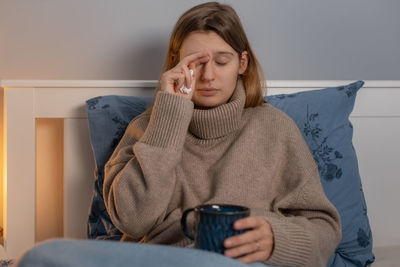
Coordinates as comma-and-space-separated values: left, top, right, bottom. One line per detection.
180, 51, 209, 66
233, 216, 264, 230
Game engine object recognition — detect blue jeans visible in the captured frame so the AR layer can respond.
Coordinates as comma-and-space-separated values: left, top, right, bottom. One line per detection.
14, 239, 278, 267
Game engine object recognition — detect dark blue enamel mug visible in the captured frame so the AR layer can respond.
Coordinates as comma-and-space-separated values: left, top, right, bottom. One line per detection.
181, 204, 250, 254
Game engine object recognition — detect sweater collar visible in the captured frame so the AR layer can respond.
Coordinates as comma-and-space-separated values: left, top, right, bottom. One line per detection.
189, 79, 246, 140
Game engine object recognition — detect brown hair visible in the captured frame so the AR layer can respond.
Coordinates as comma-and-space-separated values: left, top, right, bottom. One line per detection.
159, 1, 265, 107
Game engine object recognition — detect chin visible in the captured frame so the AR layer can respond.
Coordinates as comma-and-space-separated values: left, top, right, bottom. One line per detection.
193, 99, 221, 109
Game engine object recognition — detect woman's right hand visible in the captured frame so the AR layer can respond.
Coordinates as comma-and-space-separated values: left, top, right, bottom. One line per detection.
160, 51, 209, 99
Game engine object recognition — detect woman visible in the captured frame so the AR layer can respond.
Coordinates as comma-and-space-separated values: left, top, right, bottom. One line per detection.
15, 2, 340, 267
102, 2, 341, 266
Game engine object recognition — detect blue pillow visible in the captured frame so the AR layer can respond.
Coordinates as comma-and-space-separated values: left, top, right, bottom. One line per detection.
85, 81, 374, 266
266, 81, 374, 266
86, 96, 152, 240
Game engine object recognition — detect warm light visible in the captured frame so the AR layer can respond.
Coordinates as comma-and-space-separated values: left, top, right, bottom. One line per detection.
0, 86, 6, 243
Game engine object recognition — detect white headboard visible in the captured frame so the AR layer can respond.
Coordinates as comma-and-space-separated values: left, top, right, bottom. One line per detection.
1, 80, 399, 258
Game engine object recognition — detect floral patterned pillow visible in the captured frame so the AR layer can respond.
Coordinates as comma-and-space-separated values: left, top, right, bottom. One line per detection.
86, 80, 374, 266
86, 96, 152, 240
266, 80, 374, 266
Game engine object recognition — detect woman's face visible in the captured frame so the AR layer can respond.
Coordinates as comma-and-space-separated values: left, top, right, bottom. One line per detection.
179, 31, 248, 108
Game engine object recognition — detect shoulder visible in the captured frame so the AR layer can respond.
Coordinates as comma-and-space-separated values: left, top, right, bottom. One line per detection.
245, 103, 317, 170
244, 103, 300, 133
130, 109, 150, 127
242, 103, 310, 151
123, 109, 151, 139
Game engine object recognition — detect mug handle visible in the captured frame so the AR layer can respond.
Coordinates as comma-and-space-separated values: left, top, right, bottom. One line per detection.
180, 208, 195, 240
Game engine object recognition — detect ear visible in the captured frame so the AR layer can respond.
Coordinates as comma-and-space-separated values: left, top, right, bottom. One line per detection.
238, 51, 249, 75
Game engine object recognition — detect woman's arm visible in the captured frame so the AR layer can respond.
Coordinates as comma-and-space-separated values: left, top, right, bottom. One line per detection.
224, 116, 341, 266
103, 91, 193, 240
103, 51, 209, 240
265, 123, 342, 266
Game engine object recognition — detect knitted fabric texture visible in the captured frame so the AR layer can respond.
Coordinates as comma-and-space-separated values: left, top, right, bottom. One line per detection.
103, 80, 341, 267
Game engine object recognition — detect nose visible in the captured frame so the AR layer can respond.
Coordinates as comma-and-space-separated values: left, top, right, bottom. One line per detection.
200, 60, 215, 82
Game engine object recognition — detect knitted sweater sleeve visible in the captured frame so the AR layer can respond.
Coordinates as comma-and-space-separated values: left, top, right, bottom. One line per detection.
103, 91, 193, 240
264, 118, 342, 267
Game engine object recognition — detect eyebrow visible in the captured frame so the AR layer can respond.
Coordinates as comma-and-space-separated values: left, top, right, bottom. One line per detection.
214, 51, 234, 56
187, 51, 235, 57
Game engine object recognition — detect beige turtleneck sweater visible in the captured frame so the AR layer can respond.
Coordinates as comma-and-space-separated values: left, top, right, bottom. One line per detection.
103, 80, 341, 267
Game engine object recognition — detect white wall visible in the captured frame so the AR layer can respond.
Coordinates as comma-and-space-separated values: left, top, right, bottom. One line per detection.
1, 0, 399, 80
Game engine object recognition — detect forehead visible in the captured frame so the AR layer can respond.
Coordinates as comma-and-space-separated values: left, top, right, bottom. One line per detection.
180, 31, 237, 56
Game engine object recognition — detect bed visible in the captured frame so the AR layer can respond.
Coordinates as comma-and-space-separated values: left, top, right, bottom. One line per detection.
1, 79, 399, 266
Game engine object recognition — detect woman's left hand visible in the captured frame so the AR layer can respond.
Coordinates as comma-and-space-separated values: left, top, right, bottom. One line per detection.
223, 216, 274, 264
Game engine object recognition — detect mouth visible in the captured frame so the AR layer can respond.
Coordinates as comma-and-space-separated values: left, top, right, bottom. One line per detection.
196, 87, 219, 96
